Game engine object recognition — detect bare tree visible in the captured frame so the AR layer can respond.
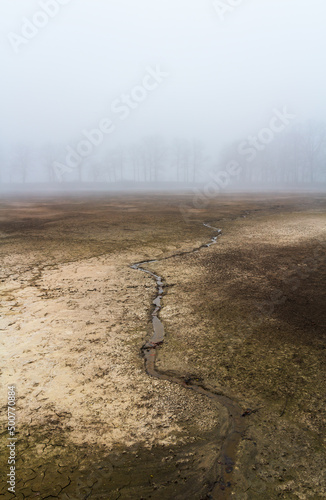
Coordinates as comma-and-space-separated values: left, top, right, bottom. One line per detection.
171, 138, 184, 182
191, 139, 207, 183
10, 144, 30, 183
140, 136, 166, 182
129, 143, 142, 182
39, 143, 61, 183
300, 121, 326, 183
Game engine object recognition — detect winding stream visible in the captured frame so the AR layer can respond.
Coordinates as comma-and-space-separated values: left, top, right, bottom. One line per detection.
131, 223, 247, 499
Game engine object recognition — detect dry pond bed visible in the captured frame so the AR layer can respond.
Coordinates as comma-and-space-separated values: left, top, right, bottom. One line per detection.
0, 193, 325, 499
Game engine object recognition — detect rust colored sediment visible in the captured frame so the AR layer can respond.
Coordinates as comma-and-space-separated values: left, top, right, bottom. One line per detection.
131, 224, 247, 499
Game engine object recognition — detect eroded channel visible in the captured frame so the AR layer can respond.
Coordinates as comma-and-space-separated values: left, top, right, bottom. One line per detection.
131, 223, 247, 499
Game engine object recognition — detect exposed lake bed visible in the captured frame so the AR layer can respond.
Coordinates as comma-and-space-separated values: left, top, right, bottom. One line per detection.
0, 193, 325, 499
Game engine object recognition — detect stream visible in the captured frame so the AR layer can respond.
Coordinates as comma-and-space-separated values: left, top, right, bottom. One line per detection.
131, 223, 247, 499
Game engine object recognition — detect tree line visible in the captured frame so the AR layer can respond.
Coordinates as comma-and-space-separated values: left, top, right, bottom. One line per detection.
220, 120, 326, 187
2, 120, 326, 187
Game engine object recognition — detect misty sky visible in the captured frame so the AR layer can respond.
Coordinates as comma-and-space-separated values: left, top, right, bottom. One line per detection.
1, 0, 326, 156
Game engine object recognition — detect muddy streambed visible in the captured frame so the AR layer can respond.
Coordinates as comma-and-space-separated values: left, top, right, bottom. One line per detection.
131, 223, 247, 499
1, 195, 325, 499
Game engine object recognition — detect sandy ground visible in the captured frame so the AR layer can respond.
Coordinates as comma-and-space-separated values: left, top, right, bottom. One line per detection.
0, 193, 325, 499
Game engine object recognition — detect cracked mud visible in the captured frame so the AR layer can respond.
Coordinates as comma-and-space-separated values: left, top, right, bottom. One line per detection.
0, 193, 325, 499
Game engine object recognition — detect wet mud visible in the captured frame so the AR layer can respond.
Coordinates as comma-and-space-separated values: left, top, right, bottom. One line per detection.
132, 223, 246, 499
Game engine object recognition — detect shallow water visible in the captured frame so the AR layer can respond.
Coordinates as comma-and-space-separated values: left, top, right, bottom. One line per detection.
131, 223, 246, 499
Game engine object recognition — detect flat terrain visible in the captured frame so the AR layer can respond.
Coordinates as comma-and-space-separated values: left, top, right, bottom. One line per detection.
0, 193, 325, 499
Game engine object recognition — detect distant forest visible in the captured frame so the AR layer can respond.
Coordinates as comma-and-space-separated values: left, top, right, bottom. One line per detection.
2, 120, 326, 187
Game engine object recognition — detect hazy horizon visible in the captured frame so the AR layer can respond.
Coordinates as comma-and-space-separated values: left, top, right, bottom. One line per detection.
1, 1, 326, 187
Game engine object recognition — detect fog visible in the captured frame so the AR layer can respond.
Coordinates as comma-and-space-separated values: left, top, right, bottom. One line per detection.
1, 0, 326, 189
